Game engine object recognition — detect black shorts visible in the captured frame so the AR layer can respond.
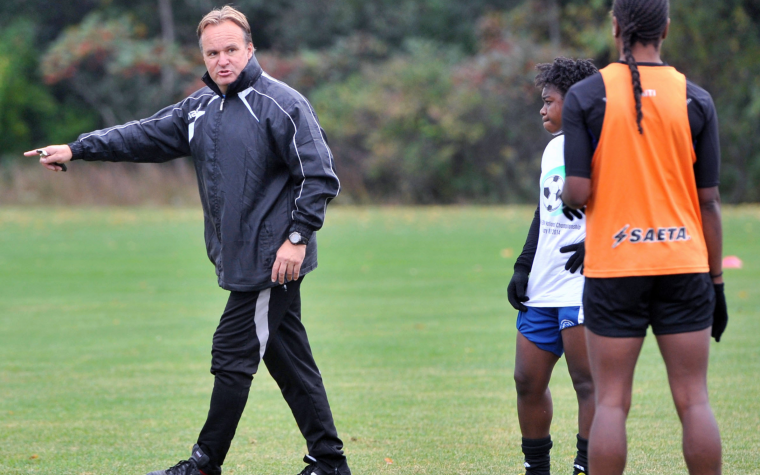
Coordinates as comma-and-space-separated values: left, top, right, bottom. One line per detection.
583, 273, 715, 338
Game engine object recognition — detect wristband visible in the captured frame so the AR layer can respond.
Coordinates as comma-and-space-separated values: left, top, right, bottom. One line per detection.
710, 271, 723, 278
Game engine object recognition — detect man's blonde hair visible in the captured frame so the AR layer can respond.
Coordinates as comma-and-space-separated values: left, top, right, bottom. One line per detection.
197, 6, 253, 50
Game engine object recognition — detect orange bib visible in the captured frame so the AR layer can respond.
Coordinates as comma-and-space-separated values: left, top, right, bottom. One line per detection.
583, 63, 708, 277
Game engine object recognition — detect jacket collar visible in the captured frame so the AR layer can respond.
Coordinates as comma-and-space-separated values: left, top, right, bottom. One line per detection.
202, 54, 263, 97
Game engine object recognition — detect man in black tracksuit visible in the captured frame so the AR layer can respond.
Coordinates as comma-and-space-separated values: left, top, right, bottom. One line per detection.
27, 6, 348, 475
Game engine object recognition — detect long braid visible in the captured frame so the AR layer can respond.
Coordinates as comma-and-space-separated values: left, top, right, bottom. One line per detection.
622, 32, 644, 134
613, 0, 669, 134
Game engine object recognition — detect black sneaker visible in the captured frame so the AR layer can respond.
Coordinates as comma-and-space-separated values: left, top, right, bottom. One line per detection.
147, 444, 221, 475
296, 455, 351, 475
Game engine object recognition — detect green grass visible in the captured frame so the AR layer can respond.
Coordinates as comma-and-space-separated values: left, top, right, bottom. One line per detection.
0, 206, 758, 474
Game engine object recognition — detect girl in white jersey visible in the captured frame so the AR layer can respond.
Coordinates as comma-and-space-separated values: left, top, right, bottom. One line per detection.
506, 57, 597, 475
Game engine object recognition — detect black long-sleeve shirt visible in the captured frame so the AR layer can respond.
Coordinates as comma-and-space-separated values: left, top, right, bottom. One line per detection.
514, 205, 540, 273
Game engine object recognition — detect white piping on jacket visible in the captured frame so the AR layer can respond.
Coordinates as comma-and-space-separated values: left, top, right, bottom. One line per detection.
251, 86, 307, 220
79, 93, 216, 142
261, 72, 341, 216
237, 87, 260, 122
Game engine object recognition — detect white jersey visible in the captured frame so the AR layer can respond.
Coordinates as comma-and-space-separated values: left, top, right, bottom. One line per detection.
525, 134, 586, 307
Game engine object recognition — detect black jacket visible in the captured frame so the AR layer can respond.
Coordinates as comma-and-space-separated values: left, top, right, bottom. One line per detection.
69, 56, 340, 291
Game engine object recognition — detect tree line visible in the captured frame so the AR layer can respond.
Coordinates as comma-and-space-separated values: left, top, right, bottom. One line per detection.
1, 0, 759, 203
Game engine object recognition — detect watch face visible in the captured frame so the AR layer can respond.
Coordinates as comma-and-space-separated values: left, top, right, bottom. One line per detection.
289, 232, 301, 244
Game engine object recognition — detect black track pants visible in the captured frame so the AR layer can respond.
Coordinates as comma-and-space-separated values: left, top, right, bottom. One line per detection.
196, 277, 345, 468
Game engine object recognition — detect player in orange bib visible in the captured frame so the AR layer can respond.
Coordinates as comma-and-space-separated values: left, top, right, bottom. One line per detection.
561, 0, 728, 474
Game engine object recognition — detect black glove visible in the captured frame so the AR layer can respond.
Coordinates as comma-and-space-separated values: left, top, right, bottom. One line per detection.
712, 283, 728, 342
562, 203, 586, 221
508, 268, 530, 312
559, 240, 585, 274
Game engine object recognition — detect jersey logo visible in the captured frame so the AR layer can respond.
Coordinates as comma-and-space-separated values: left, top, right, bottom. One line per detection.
612, 225, 630, 248
188, 108, 207, 143
542, 174, 564, 213
612, 225, 692, 248
642, 89, 657, 97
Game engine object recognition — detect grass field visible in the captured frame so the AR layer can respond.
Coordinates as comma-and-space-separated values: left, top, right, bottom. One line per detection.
1, 206, 758, 475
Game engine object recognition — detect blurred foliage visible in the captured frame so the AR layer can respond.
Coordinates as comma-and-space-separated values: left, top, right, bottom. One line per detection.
0, 21, 97, 158
40, 12, 200, 126
310, 22, 555, 204
0, 21, 56, 153
664, 0, 760, 202
1, 0, 759, 203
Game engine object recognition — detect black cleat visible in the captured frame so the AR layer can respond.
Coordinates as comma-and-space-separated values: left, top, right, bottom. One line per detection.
147, 444, 221, 475
296, 455, 351, 475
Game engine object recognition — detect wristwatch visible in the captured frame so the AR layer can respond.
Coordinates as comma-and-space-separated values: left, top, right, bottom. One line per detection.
288, 231, 308, 246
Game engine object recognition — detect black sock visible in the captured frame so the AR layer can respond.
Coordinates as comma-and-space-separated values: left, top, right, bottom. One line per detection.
521, 436, 552, 475
573, 434, 589, 474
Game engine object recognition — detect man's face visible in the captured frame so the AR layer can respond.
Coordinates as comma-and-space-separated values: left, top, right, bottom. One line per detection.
200, 20, 254, 94
540, 85, 564, 134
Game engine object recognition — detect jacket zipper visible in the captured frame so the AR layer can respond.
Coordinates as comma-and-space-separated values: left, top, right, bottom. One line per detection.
212, 95, 225, 257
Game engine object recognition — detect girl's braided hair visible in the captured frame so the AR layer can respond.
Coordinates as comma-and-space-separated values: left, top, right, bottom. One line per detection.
613, 0, 670, 134
534, 57, 598, 97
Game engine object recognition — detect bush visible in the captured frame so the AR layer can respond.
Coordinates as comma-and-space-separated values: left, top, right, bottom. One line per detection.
308, 19, 556, 204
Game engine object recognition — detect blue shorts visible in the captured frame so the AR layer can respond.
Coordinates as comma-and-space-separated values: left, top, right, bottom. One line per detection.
516, 306, 584, 357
